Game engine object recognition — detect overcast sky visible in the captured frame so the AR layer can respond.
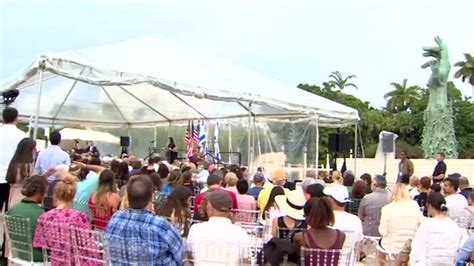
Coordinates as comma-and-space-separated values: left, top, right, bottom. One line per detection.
1, 0, 473, 107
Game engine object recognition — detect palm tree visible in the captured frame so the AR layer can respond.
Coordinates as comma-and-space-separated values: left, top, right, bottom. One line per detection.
327, 71, 358, 91
384, 79, 421, 113
454, 53, 474, 88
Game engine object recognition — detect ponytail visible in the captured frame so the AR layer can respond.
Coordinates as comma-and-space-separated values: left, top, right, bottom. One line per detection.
440, 203, 448, 212
427, 192, 448, 212
54, 173, 77, 203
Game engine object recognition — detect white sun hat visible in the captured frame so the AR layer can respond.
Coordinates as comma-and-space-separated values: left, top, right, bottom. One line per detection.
275, 190, 306, 220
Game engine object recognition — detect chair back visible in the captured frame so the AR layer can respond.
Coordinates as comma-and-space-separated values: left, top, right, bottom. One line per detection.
233, 209, 259, 226
300, 247, 342, 266
185, 240, 252, 266
2, 215, 35, 263
38, 221, 74, 265
189, 196, 196, 212
70, 227, 107, 265
277, 227, 306, 240
340, 230, 357, 265
105, 234, 158, 265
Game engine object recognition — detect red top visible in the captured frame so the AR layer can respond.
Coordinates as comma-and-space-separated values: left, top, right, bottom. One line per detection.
193, 188, 239, 215
88, 195, 114, 230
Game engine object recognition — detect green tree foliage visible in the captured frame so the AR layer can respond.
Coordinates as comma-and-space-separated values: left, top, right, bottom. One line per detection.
454, 53, 474, 86
299, 73, 474, 159
327, 71, 358, 91
384, 79, 421, 113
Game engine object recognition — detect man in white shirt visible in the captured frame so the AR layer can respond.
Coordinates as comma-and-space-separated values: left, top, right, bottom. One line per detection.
324, 184, 363, 264
443, 175, 469, 226
196, 162, 210, 184
187, 190, 249, 265
35, 131, 70, 209
35, 131, 70, 179
0, 107, 27, 212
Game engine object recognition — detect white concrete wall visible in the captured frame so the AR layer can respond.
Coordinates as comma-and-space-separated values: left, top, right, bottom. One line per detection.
337, 158, 474, 184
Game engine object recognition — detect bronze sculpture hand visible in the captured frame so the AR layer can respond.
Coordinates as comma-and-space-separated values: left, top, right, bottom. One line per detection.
420, 36, 458, 158
421, 36, 451, 88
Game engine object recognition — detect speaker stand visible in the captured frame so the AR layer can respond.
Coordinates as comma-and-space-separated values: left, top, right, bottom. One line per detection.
383, 152, 387, 177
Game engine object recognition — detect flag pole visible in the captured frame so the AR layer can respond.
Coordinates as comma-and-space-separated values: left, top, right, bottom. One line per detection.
247, 102, 253, 172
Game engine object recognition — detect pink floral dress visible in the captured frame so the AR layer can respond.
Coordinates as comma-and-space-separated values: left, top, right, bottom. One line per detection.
33, 208, 96, 265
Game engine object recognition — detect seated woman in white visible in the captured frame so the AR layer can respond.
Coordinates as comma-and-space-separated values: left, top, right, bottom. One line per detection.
410, 192, 461, 266
378, 183, 423, 255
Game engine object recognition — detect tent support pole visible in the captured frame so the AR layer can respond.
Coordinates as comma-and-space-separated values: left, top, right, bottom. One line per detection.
52, 67, 85, 121
33, 67, 44, 140
127, 126, 132, 152
255, 120, 262, 160
118, 86, 171, 122
169, 90, 208, 119
359, 125, 365, 158
228, 123, 232, 163
247, 103, 252, 171
153, 125, 157, 147
315, 117, 319, 170
101, 86, 130, 124
354, 123, 358, 176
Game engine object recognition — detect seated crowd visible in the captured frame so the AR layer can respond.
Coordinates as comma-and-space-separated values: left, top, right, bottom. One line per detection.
1, 107, 474, 265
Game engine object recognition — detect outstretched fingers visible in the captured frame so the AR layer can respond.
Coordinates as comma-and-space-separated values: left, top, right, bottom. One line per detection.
421, 59, 437, 69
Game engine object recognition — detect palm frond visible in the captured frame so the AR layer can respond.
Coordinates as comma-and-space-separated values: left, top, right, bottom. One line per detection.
345, 83, 358, 89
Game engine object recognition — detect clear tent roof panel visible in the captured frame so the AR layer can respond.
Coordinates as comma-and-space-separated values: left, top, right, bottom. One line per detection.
1, 35, 359, 128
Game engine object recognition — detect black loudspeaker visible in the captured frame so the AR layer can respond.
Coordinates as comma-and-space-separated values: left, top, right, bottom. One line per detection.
120, 136, 131, 147
381, 134, 394, 153
328, 133, 351, 153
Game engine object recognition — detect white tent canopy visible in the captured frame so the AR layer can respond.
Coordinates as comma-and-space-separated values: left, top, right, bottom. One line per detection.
59, 128, 120, 144
0, 35, 359, 128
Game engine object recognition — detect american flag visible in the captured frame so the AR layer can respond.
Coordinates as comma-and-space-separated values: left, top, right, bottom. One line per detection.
193, 121, 199, 144
184, 120, 191, 144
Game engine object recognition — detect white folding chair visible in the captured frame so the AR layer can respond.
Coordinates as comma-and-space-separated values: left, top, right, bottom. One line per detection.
233, 209, 260, 226
70, 226, 108, 265
276, 227, 306, 240
185, 240, 253, 266
2, 215, 43, 266
339, 230, 358, 266
300, 247, 343, 266
361, 235, 381, 258
37, 221, 74, 266
105, 234, 159, 265
189, 196, 196, 212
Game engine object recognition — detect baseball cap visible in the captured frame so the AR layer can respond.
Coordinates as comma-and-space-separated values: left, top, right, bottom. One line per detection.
253, 172, 265, 182
206, 190, 233, 212
323, 185, 352, 203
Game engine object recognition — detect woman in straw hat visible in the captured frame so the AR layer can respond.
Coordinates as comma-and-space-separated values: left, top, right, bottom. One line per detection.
272, 190, 307, 238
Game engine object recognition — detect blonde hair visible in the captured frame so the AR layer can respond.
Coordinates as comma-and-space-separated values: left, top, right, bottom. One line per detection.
409, 176, 419, 187
390, 183, 411, 202
54, 173, 77, 203
225, 172, 238, 187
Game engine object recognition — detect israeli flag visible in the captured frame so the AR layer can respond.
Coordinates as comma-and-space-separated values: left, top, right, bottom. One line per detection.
214, 121, 220, 161
198, 120, 207, 152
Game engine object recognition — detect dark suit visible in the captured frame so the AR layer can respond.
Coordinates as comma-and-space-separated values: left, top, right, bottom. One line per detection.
87, 145, 99, 155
